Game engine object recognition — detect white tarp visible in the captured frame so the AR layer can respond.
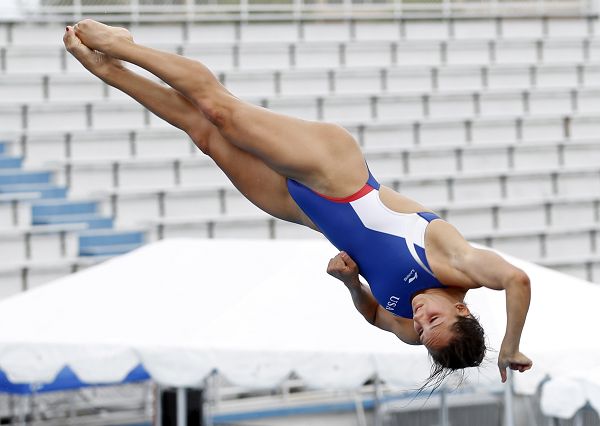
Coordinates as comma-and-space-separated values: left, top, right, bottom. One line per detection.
0, 238, 598, 404
541, 367, 600, 419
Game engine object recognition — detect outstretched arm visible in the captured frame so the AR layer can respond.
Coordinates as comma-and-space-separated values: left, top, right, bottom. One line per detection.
458, 246, 532, 382
327, 252, 420, 345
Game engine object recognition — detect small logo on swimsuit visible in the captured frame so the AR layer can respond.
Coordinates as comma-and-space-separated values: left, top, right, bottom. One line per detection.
386, 295, 400, 311
404, 269, 418, 284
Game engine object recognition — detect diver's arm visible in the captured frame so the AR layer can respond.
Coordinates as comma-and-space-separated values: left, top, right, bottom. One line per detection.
458, 247, 533, 382
327, 252, 378, 322
327, 252, 420, 345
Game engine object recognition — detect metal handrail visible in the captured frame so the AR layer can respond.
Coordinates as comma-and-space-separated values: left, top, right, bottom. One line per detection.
12, 0, 596, 23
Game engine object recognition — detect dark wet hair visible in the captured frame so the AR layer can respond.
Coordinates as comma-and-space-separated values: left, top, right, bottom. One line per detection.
421, 314, 486, 392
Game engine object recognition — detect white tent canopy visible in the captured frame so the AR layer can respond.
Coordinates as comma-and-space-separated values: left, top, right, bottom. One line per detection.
0, 239, 598, 405
541, 367, 600, 419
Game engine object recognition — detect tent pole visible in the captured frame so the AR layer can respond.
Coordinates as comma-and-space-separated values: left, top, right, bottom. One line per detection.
155, 383, 162, 426
440, 388, 449, 426
18, 395, 27, 426
203, 374, 213, 426
504, 370, 515, 426
8, 394, 14, 423
353, 392, 367, 426
373, 375, 383, 426
177, 387, 187, 426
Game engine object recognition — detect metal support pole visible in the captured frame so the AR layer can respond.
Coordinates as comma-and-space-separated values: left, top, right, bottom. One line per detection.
374, 376, 383, 426
177, 388, 187, 426
18, 395, 27, 426
504, 370, 515, 426
205, 371, 218, 426
354, 393, 367, 426
440, 388, 450, 426
156, 384, 162, 426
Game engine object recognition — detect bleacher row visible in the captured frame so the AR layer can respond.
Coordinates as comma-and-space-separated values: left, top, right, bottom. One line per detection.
1, 16, 600, 295
4, 37, 600, 74
0, 17, 597, 45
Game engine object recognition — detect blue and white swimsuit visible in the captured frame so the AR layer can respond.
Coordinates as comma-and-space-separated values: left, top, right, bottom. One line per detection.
287, 171, 446, 319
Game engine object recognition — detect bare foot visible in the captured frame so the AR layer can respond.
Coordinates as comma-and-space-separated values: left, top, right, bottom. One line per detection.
72, 19, 133, 57
63, 26, 124, 78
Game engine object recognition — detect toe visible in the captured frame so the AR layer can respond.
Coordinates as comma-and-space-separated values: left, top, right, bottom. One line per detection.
63, 26, 91, 56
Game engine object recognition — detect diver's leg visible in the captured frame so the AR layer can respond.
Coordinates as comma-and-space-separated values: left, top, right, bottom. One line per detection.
63, 27, 313, 227
72, 20, 368, 197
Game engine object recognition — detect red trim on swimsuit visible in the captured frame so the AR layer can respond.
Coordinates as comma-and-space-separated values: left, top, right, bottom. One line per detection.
312, 183, 375, 203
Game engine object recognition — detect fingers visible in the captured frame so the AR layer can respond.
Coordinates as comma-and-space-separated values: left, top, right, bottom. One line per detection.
499, 366, 507, 383
326, 253, 345, 276
339, 251, 356, 268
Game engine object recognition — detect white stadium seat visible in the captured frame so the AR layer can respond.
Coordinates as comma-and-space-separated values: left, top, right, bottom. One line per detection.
334, 69, 383, 95
461, 146, 510, 173
453, 175, 503, 203
11, 23, 65, 46
453, 19, 497, 40
444, 206, 495, 234
551, 199, 597, 228
238, 44, 290, 70
188, 22, 238, 44
496, 203, 546, 232
501, 18, 544, 39
494, 40, 538, 64
354, 21, 400, 41
302, 22, 350, 42
128, 24, 184, 45
294, 42, 340, 69
542, 39, 585, 63
223, 71, 277, 97
446, 40, 491, 65
0, 74, 44, 102
241, 22, 299, 43
404, 20, 449, 40
344, 42, 394, 68
437, 66, 483, 91
279, 69, 330, 96
546, 18, 591, 37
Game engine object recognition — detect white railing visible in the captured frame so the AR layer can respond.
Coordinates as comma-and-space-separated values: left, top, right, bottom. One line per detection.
10, 0, 598, 22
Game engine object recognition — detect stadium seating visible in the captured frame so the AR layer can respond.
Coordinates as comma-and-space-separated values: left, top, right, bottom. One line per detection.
1, 15, 600, 293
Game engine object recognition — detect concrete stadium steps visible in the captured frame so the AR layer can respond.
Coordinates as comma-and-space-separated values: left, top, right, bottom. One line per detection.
0, 257, 103, 300
5, 135, 599, 197
3, 83, 600, 133
78, 229, 145, 256
0, 222, 146, 265
538, 255, 600, 283
93, 180, 600, 234
8, 128, 196, 167
0, 140, 147, 262
4, 63, 600, 102
0, 17, 596, 47
0, 223, 82, 265
1, 16, 599, 285
14, 132, 600, 195
3, 36, 600, 75
31, 199, 114, 229
142, 211, 600, 267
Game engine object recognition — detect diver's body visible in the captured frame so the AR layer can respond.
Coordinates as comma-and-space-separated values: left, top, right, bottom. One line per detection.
63, 20, 532, 382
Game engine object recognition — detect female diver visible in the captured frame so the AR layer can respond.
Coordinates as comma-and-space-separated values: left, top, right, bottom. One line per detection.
63, 20, 532, 385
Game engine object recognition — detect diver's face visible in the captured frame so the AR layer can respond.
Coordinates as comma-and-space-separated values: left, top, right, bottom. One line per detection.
412, 293, 469, 350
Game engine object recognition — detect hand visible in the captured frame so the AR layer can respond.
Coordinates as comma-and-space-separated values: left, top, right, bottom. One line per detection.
498, 348, 532, 383
326, 251, 359, 284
